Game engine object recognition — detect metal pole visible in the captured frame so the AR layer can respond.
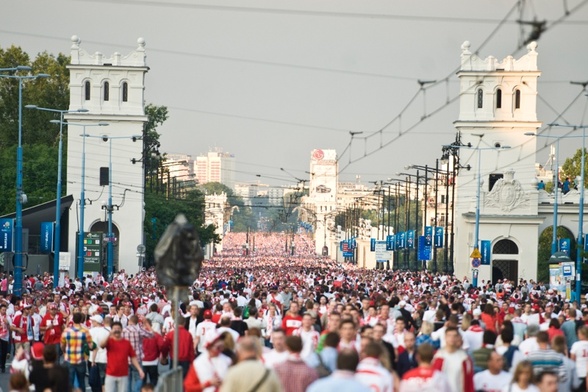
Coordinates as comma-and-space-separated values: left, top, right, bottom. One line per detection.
450, 156, 456, 274
54, 113, 64, 287
387, 186, 391, 270
107, 139, 114, 281
406, 178, 411, 270
444, 159, 450, 274
414, 171, 420, 271
473, 148, 482, 287
172, 286, 181, 391
576, 128, 585, 304
552, 139, 559, 255
434, 159, 439, 273
423, 166, 428, 271
14, 78, 24, 297
78, 126, 87, 280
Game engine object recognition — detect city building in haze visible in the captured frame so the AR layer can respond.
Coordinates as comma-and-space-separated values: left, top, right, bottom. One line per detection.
195, 148, 236, 189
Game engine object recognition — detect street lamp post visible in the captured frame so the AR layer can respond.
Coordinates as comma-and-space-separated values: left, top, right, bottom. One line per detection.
0, 67, 49, 296
535, 124, 588, 304
99, 134, 141, 281
450, 136, 511, 287
26, 105, 88, 287
53, 121, 109, 279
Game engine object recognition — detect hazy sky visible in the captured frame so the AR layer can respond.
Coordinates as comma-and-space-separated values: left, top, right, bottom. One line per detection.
2, 0, 588, 186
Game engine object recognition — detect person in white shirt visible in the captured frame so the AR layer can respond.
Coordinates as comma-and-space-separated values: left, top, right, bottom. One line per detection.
501, 361, 539, 392
474, 351, 512, 392
195, 310, 217, 354
262, 329, 289, 368
216, 316, 240, 343
293, 312, 320, 359
89, 315, 110, 387
570, 325, 588, 386
518, 324, 540, 357
356, 341, 394, 392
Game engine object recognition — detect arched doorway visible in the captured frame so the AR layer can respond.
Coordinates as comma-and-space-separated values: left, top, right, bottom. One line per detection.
89, 221, 120, 275
492, 239, 518, 284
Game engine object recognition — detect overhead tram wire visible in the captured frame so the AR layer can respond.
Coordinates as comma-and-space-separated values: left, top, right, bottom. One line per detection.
336, 1, 521, 173
336, 0, 586, 174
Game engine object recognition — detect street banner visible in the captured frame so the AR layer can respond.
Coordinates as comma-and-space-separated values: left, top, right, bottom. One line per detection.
434, 227, 443, 248
370, 238, 376, 252
559, 238, 571, 255
40, 222, 54, 254
386, 235, 395, 251
418, 235, 431, 261
424, 226, 432, 246
0, 219, 13, 252
481, 240, 492, 265
407, 230, 415, 249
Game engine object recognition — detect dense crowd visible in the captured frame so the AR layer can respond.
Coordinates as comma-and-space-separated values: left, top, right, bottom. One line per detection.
0, 231, 586, 392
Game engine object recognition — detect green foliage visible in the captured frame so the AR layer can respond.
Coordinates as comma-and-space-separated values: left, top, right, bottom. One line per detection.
144, 189, 220, 266
561, 148, 588, 187
198, 182, 257, 232
0, 46, 70, 215
537, 226, 576, 283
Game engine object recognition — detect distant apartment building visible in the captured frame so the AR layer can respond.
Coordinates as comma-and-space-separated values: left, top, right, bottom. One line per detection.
195, 148, 236, 189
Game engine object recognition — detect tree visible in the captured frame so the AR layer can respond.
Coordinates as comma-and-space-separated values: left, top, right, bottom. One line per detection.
537, 226, 576, 284
561, 148, 588, 188
0, 46, 70, 215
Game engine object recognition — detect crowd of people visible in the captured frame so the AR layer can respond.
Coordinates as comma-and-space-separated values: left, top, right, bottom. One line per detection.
0, 231, 586, 392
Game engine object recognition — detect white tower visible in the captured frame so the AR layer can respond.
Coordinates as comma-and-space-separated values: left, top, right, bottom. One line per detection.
454, 41, 543, 284
65, 36, 148, 276
308, 149, 338, 255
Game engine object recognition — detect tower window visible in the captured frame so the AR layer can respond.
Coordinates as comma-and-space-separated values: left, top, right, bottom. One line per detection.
496, 88, 502, 109
103, 82, 110, 102
84, 81, 91, 101
515, 89, 521, 109
122, 82, 128, 102
477, 89, 483, 108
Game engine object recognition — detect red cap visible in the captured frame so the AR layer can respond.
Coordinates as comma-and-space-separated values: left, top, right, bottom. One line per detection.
203, 310, 213, 319
31, 342, 44, 360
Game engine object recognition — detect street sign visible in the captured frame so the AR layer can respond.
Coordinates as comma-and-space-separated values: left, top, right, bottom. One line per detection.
470, 248, 482, 259
84, 232, 102, 263
471, 258, 481, 268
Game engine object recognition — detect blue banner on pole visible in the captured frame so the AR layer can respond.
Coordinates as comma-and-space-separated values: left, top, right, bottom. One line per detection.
370, 238, 376, 252
559, 238, 571, 255
407, 230, 415, 249
40, 222, 54, 254
398, 232, 406, 249
585, 234, 588, 252
434, 227, 444, 248
350, 237, 357, 249
424, 226, 433, 246
481, 240, 491, 265
386, 235, 394, 251
418, 235, 431, 261
0, 219, 13, 252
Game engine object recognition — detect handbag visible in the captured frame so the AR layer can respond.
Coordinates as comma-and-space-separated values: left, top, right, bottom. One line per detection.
314, 352, 332, 378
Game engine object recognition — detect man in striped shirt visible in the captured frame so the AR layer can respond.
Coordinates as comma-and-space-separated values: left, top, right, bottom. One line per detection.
122, 315, 153, 392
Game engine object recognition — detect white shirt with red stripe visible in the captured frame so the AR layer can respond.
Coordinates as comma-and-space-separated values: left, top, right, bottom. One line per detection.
399, 366, 452, 392
355, 357, 394, 392
293, 327, 320, 360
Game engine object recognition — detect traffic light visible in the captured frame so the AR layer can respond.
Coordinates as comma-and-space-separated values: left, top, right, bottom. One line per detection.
100, 167, 109, 186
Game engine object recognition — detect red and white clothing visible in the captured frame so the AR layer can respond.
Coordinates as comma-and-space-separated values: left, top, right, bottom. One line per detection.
293, 327, 320, 359
570, 339, 588, 378
355, 357, 394, 392
281, 314, 302, 336
473, 370, 511, 392
400, 366, 452, 392
183, 351, 232, 392
432, 349, 474, 392
41, 312, 64, 345
195, 320, 217, 353
12, 314, 34, 344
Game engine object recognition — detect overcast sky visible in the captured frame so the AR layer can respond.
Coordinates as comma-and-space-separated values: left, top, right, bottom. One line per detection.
2, 0, 588, 186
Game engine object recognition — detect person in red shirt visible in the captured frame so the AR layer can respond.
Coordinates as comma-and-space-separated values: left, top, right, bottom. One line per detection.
281, 302, 302, 336
40, 303, 65, 352
162, 320, 195, 378
142, 319, 164, 387
100, 321, 144, 391
11, 303, 34, 352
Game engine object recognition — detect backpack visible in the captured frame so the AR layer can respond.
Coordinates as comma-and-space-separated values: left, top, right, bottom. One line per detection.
315, 352, 332, 378
502, 345, 518, 371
